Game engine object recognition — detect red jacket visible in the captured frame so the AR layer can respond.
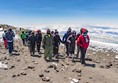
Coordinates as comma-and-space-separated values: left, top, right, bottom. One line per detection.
77, 34, 90, 49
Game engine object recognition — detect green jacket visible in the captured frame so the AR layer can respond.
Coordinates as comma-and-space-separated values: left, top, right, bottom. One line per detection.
43, 34, 53, 46
20, 32, 26, 39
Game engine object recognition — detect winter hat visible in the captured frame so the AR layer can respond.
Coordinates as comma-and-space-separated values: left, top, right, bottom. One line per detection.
36, 29, 41, 33
9, 28, 12, 32
47, 29, 50, 34
67, 27, 71, 32
55, 30, 58, 34
81, 28, 88, 34
72, 30, 76, 34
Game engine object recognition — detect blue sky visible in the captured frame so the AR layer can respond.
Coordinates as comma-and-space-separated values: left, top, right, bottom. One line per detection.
0, 0, 118, 26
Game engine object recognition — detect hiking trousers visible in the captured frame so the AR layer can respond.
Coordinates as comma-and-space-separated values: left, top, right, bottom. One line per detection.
53, 45, 59, 55
65, 42, 69, 56
37, 42, 41, 52
22, 39, 26, 46
80, 47, 87, 64
29, 43, 35, 55
7, 42, 13, 54
44, 46, 53, 60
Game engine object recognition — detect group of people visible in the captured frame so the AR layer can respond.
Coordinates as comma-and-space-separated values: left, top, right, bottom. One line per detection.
20, 29, 42, 55
62, 28, 90, 64
2, 27, 90, 65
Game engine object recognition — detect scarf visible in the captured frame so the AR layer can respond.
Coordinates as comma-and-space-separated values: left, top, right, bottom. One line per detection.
82, 33, 89, 43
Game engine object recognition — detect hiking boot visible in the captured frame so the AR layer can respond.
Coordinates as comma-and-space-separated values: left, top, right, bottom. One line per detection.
72, 54, 75, 59
44, 57, 47, 61
55, 56, 59, 59
33, 52, 35, 56
30, 53, 32, 56
48, 58, 53, 62
69, 54, 73, 58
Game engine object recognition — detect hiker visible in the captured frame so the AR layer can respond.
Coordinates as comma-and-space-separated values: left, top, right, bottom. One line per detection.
43, 29, 53, 61
28, 32, 36, 56
2, 30, 7, 49
53, 30, 62, 58
77, 28, 90, 65
75, 28, 83, 58
36, 29, 42, 54
67, 31, 76, 59
20, 31, 26, 46
62, 27, 72, 57
5, 28, 15, 55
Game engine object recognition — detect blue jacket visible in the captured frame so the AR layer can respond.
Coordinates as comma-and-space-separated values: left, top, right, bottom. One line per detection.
62, 32, 71, 43
5, 31, 15, 42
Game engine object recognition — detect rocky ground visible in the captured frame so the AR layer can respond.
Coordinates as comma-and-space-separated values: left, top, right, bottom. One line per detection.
0, 38, 118, 83
0, 25, 118, 83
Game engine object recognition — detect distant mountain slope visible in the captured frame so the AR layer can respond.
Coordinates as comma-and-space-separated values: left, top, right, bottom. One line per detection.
0, 24, 16, 30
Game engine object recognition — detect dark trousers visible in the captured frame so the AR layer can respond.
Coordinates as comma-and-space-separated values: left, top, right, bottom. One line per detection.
65, 42, 69, 56
29, 43, 35, 55
68, 43, 75, 54
22, 39, 26, 45
37, 42, 41, 52
80, 47, 86, 64
7, 42, 13, 54
53, 45, 59, 55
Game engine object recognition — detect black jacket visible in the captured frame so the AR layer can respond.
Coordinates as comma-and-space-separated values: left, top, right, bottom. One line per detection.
28, 35, 36, 44
54, 35, 62, 46
36, 33, 42, 43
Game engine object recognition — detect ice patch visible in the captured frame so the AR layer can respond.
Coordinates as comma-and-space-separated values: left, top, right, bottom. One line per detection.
0, 62, 8, 69
89, 40, 118, 53
115, 55, 118, 59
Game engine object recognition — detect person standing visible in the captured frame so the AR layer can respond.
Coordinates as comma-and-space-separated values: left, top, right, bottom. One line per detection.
5, 28, 15, 55
67, 31, 76, 60
28, 32, 36, 56
43, 29, 53, 61
36, 29, 42, 54
77, 28, 90, 65
20, 31, 26, 46
75, 28, 83, 58
62, 28, 72, 57
53, 30, 62, 58
2, 30, 7, 49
